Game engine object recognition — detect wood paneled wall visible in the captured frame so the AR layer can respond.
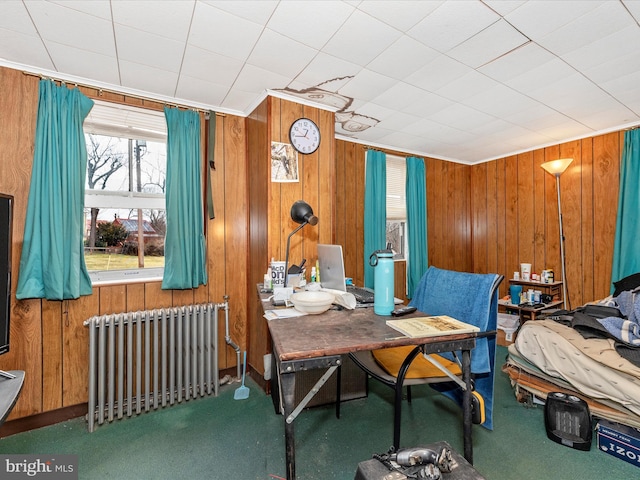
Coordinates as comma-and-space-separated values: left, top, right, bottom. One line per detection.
0, 67, 248, 421
246, 97, 335, 376
470, 133, 622, 306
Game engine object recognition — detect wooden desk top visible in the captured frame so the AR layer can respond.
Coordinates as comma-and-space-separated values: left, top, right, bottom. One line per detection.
266, 306, 478, 362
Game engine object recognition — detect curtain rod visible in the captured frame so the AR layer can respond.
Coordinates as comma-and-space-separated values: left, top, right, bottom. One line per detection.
21, 70, 225, 117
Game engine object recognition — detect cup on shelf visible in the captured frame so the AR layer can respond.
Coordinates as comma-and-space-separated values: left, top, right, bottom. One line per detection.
509, 285, 523, 305
520, 263, 531, 281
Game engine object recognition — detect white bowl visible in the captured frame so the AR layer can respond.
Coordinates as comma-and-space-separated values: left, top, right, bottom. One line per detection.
290, 291, 334, 314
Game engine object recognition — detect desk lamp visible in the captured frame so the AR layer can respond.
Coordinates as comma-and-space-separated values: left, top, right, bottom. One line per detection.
541, 158, 572, 309
284, 200, 318, 287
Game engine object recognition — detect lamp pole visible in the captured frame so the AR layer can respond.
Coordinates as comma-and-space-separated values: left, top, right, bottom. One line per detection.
555, 174, 568, 310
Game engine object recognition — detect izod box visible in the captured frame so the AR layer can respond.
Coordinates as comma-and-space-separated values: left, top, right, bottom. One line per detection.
596, 419, 640, 468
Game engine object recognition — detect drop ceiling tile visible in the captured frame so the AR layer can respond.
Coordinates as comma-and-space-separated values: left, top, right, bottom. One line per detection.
448, 19, 529, 69
181, 45, 244, 86
358, 0, 444, 31
114, 24, 185, 73
112, 0, 195, 42
175, 74, 229, 107
504, 57, 576, 97
405, 54, 471, 92
428, 103, 495, 130
482, 0, 527, 17
267, 1, 354, 49
202, 0, 278, 24
248, 29, 317, 79
0, 29, 55, 70
26, 1, 115, 57
189, 2, 263, 61
0, 2, 39, 35
434, 70, 497, 103
500, 0, 605, 41
119, 60, 179, 97
232, 63, 291, 95
322, 9, 401, 66
408, 0, 499, 53
536, 2, 634, 56
366, 35, 440, 80
463, 84, 540, 119
401, 91, 454, 118
338, 69, 397, 103
220, 87, 261, 113
46, 42, 120, 85
352, 101, 397, 122
370, 82, 429, 110
294, 53, 362, 90
376, 111, 423, 131
48, 0, 112, 19
562, 25, 640, 79
478, 41, 555, 83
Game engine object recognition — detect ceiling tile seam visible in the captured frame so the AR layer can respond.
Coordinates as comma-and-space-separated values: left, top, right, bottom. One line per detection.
285, 7, 357, 88
23, 1, 57, 73
108, 0, 122, 87
172, 0, 199, 99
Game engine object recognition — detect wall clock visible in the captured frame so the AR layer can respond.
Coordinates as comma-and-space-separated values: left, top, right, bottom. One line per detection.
289, 118, 321, 154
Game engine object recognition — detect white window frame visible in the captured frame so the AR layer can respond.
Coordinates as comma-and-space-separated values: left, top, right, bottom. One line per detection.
84, 100, 167, 285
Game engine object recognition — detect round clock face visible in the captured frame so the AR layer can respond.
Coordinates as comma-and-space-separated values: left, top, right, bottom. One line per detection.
289, 118, 321, 154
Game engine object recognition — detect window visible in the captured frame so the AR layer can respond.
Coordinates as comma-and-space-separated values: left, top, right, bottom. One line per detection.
386, 155, 407, 260
83, 100, 167, 284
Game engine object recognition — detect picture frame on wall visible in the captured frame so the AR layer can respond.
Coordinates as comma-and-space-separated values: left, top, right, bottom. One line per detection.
270, 141, 299, 183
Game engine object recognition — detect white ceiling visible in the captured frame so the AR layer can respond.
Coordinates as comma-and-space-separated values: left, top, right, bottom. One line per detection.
2, 0, 640, 164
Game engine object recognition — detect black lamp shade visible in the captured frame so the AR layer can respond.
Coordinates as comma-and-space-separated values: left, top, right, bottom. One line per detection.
291, 200, 318, 226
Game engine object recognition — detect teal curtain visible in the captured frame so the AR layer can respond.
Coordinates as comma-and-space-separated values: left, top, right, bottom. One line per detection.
161, 107, 207, 290
363, 150, 387, 288
611, 129, 640, 291
16, 80, 94, 300
406, 156, 428, 298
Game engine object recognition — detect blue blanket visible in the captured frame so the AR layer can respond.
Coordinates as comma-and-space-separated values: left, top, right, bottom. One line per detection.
409, 266, 502, 430
598, 290, 640, 346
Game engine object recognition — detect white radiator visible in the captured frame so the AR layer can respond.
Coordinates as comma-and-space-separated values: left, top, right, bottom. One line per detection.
84, 302, 225, 432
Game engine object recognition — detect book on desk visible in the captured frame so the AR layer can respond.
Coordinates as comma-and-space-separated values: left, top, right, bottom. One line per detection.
386, 315, 479, 338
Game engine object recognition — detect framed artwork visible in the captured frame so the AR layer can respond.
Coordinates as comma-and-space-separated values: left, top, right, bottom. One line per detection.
271, 141, 299, 182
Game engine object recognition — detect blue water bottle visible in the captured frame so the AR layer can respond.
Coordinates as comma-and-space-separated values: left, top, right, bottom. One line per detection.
369, 244, 395, 316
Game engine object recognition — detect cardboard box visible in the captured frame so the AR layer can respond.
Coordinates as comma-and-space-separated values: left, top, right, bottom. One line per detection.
497, 328, 517, 346
596, 419, 640, 468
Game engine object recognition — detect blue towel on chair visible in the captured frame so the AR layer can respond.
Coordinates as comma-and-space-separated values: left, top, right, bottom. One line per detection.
408, 266, 501, 430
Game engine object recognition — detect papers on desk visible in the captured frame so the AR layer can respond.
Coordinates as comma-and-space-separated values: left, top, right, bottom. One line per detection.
386, 315, 479, 338
264, 308, 307, 321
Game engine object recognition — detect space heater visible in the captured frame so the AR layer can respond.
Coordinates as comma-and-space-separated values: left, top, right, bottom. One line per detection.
544, 392, 592, 451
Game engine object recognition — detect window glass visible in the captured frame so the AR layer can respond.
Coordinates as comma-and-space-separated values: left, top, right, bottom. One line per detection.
386, 155, 407, 259
83, 101, 167, 284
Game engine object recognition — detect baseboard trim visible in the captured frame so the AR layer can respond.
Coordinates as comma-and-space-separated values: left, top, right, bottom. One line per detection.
0, 404, 88, 438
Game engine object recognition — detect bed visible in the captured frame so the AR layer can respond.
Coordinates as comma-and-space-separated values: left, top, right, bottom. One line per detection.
503, 275, 640, 429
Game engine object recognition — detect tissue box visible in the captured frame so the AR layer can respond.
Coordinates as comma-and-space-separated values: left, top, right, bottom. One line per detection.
596, 419, 640, 468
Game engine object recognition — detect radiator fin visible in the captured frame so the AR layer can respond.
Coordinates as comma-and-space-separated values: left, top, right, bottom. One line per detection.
85, 302, 222, 432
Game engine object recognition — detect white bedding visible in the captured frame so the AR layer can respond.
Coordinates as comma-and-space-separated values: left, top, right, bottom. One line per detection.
510, 319, 640, 418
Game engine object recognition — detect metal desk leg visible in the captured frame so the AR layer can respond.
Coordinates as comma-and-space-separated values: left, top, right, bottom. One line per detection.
462, 349, 473, 464
280, 370, 297, 480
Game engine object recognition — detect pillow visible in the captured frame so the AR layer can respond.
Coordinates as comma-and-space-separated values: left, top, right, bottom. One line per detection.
613, 272, 640, 297
372, 346, 461, 379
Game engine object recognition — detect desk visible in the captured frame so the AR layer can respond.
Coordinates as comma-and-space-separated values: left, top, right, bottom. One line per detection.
265, 302, 477, 480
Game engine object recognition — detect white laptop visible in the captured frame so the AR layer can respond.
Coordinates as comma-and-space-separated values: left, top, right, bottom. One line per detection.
316, 244, 402, 306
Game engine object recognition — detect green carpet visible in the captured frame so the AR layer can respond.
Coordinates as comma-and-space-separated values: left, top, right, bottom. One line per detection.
0, 347, 637, 479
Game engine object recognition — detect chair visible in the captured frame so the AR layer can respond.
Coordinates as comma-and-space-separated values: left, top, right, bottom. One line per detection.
349, 266, 503, 450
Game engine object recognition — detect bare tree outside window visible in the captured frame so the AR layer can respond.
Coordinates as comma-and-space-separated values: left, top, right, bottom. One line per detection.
85, 134, 127, 251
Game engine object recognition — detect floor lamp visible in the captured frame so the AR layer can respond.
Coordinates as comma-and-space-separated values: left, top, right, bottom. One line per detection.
541, 158, 573, 310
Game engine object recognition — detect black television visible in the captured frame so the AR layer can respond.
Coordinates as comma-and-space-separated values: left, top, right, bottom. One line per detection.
0, 194, 13, 356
